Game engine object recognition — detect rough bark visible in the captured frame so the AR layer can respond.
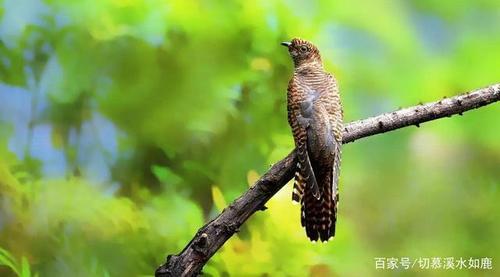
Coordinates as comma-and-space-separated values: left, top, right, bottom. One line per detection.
155, 83, 500, 277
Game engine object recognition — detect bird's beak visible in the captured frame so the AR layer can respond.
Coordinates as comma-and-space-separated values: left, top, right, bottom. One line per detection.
281, 41, 292, 47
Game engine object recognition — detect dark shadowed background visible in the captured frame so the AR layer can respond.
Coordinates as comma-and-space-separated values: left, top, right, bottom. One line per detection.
0, 0, 499, 276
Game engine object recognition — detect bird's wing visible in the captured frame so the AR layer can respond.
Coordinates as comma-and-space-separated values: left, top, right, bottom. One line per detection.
288, 83, 320, 202
317, 72, 342, 209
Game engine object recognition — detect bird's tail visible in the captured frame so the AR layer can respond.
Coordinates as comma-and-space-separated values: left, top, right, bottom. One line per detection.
301, 165, 338, 242
297, 142, 341, 242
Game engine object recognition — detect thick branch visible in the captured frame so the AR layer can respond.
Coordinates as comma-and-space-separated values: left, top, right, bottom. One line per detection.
155, 83, 499, 277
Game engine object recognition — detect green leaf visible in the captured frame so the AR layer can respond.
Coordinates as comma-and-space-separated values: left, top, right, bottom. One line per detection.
0, 247, 20, 276
211, 186, 227, 212
151, 165, 182, 185
21, 257, 31, 277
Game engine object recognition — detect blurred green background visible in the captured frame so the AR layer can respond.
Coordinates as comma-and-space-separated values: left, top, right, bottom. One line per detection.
0, 0, 499, 276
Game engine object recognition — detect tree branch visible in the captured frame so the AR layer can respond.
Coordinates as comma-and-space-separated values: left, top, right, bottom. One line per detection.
155, 83, 499, 277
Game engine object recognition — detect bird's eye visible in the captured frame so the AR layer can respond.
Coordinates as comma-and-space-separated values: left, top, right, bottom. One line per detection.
300, 45, 308, 52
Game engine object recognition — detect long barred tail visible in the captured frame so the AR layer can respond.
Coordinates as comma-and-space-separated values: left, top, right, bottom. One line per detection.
301, 166, 337, 242
296, 143, 341, 242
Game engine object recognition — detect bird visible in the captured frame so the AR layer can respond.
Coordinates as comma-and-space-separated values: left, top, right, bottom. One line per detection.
281, 38, 342, 242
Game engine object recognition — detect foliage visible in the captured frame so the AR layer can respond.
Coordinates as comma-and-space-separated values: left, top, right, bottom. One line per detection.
0, 247, 36, 277
0, 0, 499, 276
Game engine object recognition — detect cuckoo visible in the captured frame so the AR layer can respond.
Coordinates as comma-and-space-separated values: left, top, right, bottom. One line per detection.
281, 38, 342, 242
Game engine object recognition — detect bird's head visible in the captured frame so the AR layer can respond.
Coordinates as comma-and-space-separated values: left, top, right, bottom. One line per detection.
281, 38, 322, 68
